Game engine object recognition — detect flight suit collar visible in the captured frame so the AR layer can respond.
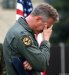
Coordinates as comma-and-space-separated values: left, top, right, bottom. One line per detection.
18, 17, 34, 34
18, 17, 35, 38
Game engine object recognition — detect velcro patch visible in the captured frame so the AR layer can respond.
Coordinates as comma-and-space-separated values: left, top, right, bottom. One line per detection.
22, 35, 32, 46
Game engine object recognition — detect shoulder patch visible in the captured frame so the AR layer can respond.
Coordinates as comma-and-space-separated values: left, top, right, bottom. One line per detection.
22, 35, 32, 46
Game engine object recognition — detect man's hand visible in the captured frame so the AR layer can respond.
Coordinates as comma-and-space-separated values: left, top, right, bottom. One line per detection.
43, 25, 53, 41
23, 61, 32, 70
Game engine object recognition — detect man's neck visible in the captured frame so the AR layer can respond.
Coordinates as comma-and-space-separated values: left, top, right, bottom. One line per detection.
26, 15, 34, 30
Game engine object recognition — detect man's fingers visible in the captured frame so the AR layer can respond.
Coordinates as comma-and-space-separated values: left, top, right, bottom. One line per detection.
24, 63, 32, 70
47, 25, 53, 30
43, 24, 53, 41
23, 61, 32, 70
23, 61, 28, 65
44, 25, 47, 29
26, 65, 32, 70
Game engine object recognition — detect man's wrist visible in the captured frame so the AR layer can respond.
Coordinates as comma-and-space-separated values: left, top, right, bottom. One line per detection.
42, 40, 51, 48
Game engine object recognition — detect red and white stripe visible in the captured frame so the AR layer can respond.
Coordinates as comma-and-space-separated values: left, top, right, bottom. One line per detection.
16, 2, 24, 20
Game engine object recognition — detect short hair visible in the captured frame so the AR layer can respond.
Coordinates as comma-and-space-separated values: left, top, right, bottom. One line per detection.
31, 3, 59, 23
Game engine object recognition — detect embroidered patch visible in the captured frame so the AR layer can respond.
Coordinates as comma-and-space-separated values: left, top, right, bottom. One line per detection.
22, 35, 32, 46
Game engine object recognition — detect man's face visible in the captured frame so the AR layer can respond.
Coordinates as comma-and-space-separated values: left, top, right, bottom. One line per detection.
33, 17, 54, 34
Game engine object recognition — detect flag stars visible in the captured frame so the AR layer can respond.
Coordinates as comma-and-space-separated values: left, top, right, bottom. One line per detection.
20, 0, 22, 2
28, 8, 33, 12
28, 2, 32, 6
17, 0, 33, 18
24, 14, 27, 17
24, 9, 26, 12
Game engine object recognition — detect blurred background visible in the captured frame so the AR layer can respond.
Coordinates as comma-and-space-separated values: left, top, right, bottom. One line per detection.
0, 0, 69, 75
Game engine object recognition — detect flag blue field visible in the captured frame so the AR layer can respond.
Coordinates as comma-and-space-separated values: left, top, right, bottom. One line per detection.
16, 0, 33, 20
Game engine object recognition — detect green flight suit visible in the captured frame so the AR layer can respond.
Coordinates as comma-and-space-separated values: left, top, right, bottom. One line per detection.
3, 17, 50, 75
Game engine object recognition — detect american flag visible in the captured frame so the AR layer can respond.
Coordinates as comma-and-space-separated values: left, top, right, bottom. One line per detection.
16, 0, 46, 75
16, 0, 33, 20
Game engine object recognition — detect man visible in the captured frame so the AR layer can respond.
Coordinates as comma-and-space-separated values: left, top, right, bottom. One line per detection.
3, 3, 59, 75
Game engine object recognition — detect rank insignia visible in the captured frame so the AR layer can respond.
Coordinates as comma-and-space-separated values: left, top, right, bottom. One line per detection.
22, 35, 32, 46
